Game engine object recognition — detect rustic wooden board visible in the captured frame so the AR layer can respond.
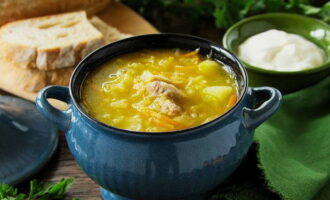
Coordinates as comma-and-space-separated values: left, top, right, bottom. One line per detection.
98, 2, 158, 35
36, 132, 102, 200
1, 2, 158, 199
0, 1, 158, 108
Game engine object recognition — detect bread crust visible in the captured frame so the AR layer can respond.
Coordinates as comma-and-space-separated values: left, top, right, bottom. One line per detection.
0, 58, 73, 92
89, 16, 132, 43
0, 16, 133, 93
0, 12, 106, 70
0, 0, 111, 26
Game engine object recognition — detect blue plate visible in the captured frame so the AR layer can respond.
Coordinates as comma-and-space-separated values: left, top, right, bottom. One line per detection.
0, 96, 58, 185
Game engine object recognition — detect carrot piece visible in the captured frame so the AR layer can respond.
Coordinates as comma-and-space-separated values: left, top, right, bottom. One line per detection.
227, 94, 238, 108
181, 51, 200, 63
142, 111, 173, 129
156, 113, 185, 127
142, 109, 185, 129
182, 51, 198, 57
152, 119, 174, 129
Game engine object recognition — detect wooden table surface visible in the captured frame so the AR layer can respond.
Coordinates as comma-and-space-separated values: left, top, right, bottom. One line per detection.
37, 132, 101, 200
0, 89, 98, 199
0, 2, 280, 197
0, 2, 158, 200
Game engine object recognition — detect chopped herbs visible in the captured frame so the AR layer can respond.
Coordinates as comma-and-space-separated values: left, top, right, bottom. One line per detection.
122, 0, 330, 29
0, 178, 78, 200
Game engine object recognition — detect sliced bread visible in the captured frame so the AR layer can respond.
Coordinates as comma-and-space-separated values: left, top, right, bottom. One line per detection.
0, 17, 133, 93
0, 11, 106, 70
89, 16, 132, 43
0, 0, 111, 27
0, 58, 73, 92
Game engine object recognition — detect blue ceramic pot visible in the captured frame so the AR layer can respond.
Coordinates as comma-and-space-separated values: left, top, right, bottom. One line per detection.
36, 34, 282, 200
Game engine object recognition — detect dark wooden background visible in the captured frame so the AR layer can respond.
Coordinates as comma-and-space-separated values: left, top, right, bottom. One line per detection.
0, 1, 280, 198
36, 132, 101, 200
0, 87, 97, 199
0, 2, 159, 199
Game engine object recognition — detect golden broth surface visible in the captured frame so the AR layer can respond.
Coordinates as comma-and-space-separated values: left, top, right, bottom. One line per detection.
81, 49, 238, 132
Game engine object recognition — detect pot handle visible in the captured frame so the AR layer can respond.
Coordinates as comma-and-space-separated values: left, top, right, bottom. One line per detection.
36, 86, 71, 131
243, 87, 282, 129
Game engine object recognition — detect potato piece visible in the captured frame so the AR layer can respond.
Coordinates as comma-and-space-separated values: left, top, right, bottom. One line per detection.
140, 71, 153, 82
110, 100, 128, 109
198, 60, 221, 75
127, 116, 142, 131
122, 73, 133, 85
203, 86, 233, 103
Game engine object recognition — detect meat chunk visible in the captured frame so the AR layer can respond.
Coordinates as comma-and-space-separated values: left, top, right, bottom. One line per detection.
149, 75, 173, 84
146, 80, 183, 116
146, 80, 183, 101
149, 96, 182, 117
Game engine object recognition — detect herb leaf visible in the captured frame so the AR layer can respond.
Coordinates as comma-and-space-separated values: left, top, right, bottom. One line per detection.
122, 0, 330, 29
0, 184, 25, 200
0, 178, 78, 200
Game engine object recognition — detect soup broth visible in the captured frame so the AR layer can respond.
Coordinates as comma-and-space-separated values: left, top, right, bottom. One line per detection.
81, 49, 238, 132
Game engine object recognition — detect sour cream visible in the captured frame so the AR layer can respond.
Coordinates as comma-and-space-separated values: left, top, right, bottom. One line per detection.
238, 29, 326, 72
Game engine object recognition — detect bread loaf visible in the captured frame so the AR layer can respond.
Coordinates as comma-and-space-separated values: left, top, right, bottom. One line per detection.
89, 16, 132, 43
0, 16, 133, 93
0, 11, 106, 70
0, 0, 111, 26
0, 59, 73, 92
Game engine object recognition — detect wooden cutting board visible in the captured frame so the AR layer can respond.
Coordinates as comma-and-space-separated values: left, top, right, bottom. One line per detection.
0, 2, 158, 108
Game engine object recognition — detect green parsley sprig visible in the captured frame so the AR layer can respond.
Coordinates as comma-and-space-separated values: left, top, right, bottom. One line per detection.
122, 0, 330, 29
0, 178, 79, 200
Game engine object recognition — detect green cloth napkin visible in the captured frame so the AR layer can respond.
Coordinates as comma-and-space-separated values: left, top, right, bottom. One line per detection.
211, 77, 330, 200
